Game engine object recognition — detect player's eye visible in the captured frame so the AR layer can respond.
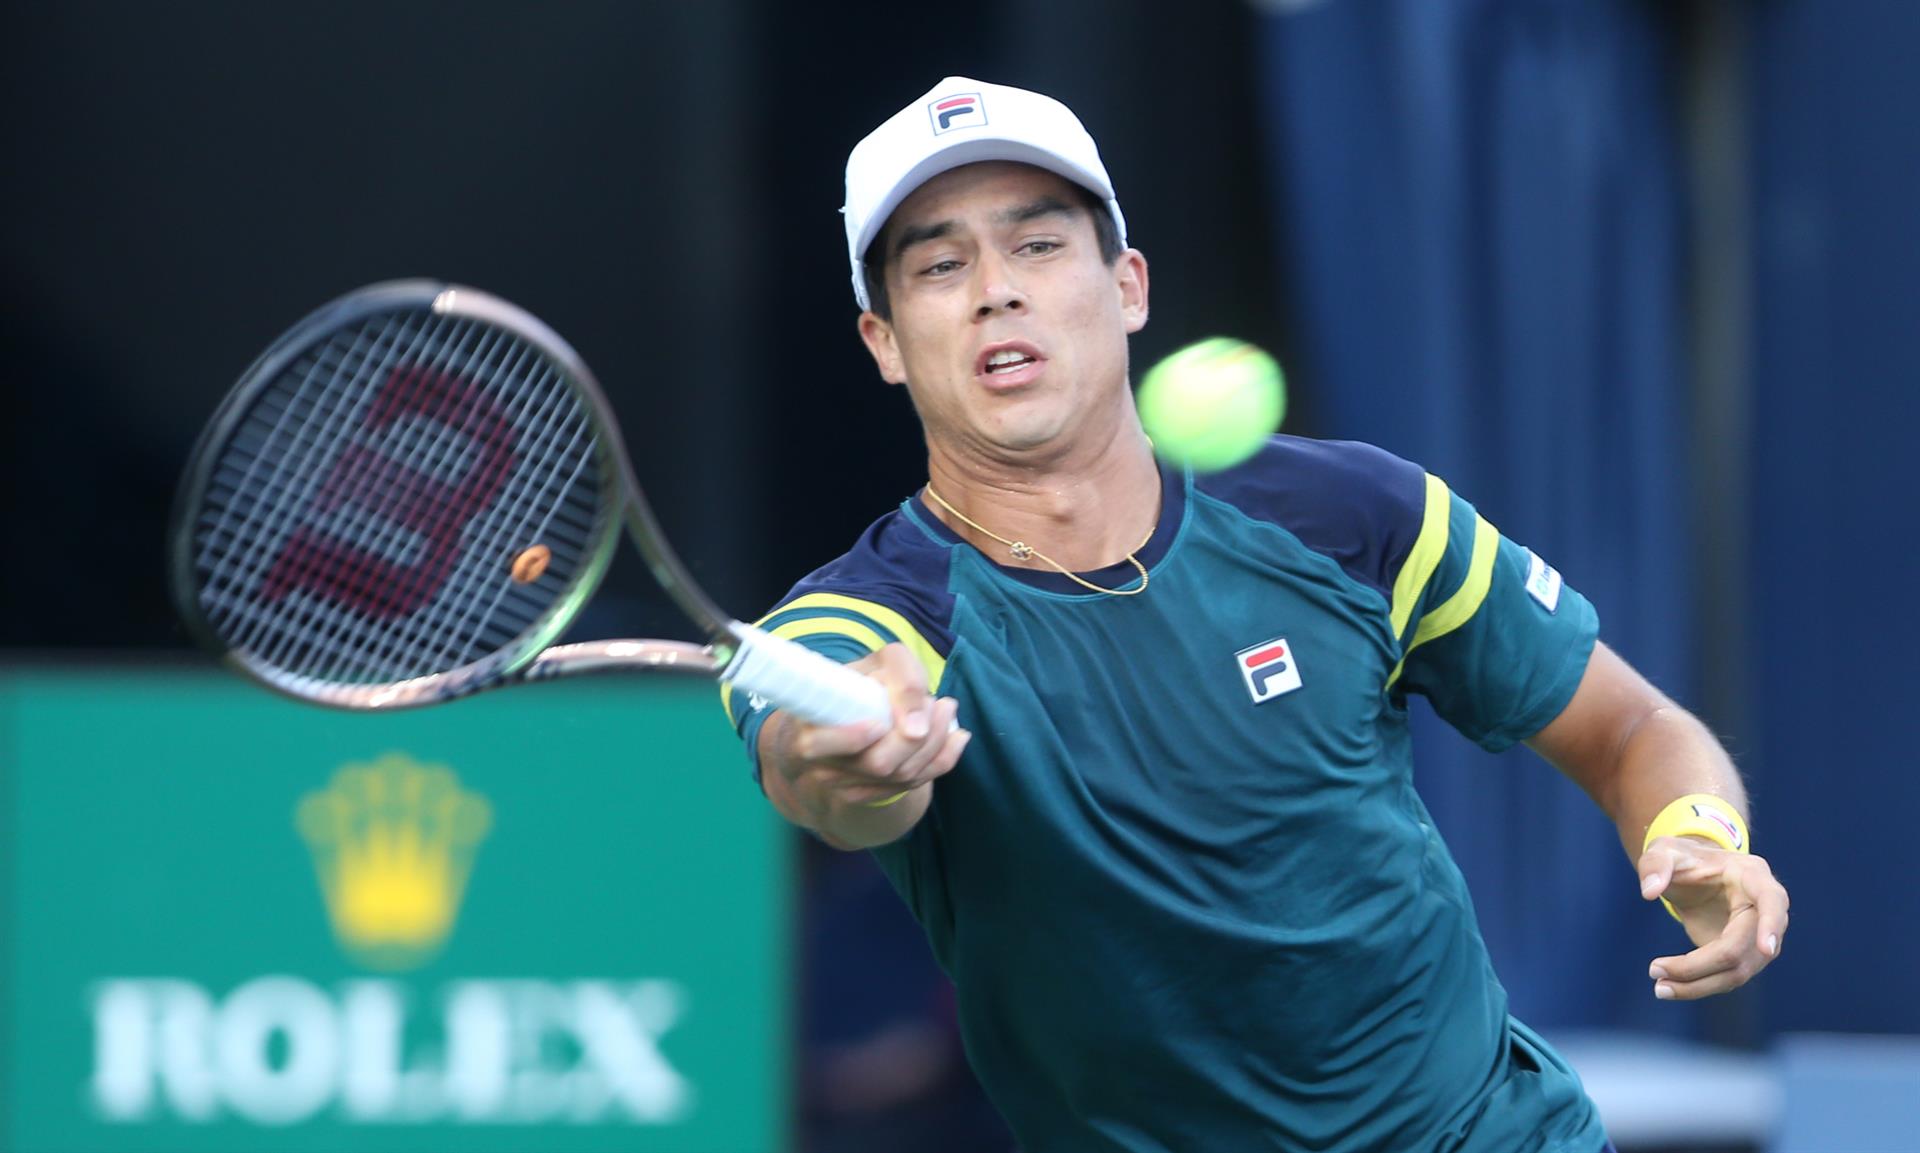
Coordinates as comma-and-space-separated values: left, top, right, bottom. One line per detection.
1019, 240, 1061, 256
921, 259, 963, 277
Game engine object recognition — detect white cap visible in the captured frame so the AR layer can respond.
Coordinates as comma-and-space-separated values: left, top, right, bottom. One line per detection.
842, 77, 1128, 310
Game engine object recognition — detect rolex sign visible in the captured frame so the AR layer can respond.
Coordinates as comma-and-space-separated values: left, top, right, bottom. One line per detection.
1, 671, 788, 1153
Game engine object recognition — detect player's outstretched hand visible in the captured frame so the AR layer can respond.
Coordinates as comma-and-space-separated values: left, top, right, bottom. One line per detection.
764, 643, 969, 829
1638, 836, 1789, 1000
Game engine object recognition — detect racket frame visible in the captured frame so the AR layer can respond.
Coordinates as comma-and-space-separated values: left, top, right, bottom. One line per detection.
171, 281, 890, 727
170, 281, 628, 708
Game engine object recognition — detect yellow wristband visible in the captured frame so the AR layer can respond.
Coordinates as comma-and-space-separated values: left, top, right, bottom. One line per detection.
863, 788, 914, 808
1643, 793, 1749, 855
1643, 793, 1749, 921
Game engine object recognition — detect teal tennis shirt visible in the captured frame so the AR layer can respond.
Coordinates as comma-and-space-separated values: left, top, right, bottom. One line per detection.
726, 437, 1608, 1153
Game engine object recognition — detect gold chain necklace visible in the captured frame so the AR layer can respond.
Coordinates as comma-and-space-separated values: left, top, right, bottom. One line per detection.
922, 483, 1154, 596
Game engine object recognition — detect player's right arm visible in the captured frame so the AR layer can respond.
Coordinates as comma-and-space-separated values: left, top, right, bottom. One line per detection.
756, 643, 969, 849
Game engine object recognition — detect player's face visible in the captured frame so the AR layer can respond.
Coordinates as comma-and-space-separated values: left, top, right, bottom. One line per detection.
858, 162, 1149, 467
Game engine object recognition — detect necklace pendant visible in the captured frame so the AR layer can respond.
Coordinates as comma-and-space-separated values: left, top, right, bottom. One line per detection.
1009, 542, 1034, 561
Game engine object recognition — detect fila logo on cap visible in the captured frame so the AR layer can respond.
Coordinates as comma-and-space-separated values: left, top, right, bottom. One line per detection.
1236, 636, 1304, 704
929, 92, 985, 134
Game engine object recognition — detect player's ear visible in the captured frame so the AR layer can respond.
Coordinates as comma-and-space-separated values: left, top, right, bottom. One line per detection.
858, 311, 909, 385
1115, 248, 1149, 335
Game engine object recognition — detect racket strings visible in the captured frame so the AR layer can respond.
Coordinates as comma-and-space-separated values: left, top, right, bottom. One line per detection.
353, 324, 599, 679
322, 318, 598, 680
204, 317, 424, 672
202, 311, 409, 612
192, 307, 610, 686
348, 325, 589, 679
435, 371, 600, 668
310, 318, 539, 679
228, 313, 469, 676
242, 315, 596, 682
248, 317, 466, 673
362, 325, 603, 676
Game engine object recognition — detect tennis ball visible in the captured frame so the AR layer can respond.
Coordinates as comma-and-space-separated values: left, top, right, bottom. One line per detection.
1136, 337, 1287, 472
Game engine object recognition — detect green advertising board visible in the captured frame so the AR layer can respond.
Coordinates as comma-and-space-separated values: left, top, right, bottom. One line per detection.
0, 668, 789, 1153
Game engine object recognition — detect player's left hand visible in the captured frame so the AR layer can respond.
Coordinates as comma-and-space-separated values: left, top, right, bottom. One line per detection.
1638, 836, 1789, 1000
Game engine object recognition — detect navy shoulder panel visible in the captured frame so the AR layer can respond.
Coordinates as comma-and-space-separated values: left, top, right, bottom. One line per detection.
1192, 435, 1426, 603
764, 505, 959, 655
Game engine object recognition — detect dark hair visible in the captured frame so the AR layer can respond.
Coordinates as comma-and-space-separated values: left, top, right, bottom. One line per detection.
860, 180, 1124, 321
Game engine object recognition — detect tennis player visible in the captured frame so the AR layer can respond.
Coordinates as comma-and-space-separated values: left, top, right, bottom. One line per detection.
726, 77, 1789, 1152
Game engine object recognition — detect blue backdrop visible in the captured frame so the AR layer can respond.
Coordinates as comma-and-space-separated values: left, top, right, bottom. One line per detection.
1258, 0, 1697, 1034
1258, 0, 1920, 1042
1747, 0, 1920, 1036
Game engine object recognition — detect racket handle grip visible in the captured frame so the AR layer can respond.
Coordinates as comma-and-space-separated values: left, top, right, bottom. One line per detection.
722, 622, 894, 728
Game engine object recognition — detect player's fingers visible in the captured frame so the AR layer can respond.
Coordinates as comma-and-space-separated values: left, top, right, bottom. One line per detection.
1655, 962, 1759, 1001
1637, 843, 1686, 902
849, 722, 973, 807
1666, 847, 1731, 887
1650, 919, 1749, 985
1747, 856, 1791, 959
790, 714, 890, 761
1653, 918, 1773, 1000
1649, 900, 1783, 1000
893, 700, 969, 786
819, 695, 947, 784
864, 644, 934, 738
1642, 837, 1723, 899
871, 697, 960, 783
922, 723, 973, 781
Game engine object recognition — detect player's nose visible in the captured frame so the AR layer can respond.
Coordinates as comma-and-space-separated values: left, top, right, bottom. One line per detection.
971, 250, 1028, 318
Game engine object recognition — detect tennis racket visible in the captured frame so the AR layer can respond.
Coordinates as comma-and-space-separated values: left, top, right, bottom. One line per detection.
170, 279, 891, 725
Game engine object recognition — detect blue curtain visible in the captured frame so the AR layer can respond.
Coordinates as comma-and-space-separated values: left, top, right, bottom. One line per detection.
1747, 0, 1920, 1036
1257, 0, 1695, 1033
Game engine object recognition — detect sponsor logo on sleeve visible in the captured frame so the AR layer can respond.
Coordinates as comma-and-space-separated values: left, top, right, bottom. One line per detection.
1524, 549, 1563, 614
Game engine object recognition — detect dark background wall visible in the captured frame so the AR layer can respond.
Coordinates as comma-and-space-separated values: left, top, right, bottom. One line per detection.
1, 0, 1286, 650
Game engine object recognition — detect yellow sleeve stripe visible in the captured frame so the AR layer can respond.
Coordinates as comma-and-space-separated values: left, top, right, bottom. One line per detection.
1388, 474, 1454, 642
1387, 514, 1500, 688
722, 592, 948, 722
768, 616, 888, 652
769, 593, 946, 693
1414, 514, 1499, 645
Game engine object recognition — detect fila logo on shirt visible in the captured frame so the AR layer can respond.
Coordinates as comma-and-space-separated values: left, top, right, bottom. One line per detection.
928, 92, 985, 134
1236, 636, 1304, 704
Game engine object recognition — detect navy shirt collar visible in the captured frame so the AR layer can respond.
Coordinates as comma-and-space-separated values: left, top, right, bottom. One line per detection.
902, 459, 1189, 596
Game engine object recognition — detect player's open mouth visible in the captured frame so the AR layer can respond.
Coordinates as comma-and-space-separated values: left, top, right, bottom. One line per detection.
975, 342, 1045, 386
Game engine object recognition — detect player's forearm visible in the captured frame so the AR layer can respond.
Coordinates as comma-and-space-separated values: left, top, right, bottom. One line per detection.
1604, 704, 1749, 862
1529, 644, 1751, 862
757, 712, 932, 849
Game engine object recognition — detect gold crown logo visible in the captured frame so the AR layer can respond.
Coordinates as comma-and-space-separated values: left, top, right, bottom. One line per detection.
296, 753, 492, 971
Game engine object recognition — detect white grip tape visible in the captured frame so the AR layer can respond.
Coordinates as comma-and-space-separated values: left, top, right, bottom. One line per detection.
722, 621, 893, 728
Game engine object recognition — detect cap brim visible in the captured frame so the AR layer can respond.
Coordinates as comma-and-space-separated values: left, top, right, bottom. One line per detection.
852, 137, 1119, 267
